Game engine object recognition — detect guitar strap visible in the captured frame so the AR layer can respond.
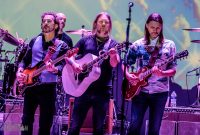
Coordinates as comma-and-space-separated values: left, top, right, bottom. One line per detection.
43, 39, 60, 63
102, 38, 112, 52
147, 40, 162, 68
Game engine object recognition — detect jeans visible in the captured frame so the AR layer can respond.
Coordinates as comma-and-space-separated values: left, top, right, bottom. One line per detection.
21, 83, 56, 135
127, 91, 168, 135
68, 87, 110, 135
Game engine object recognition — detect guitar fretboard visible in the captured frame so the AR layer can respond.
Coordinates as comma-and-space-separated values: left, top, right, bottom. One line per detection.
139, 50, 188, 80
32, 48, 78, 77
82, 43, 124, 70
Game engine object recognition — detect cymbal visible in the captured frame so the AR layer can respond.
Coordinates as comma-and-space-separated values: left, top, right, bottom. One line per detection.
183, 28, 200, 32
66, 29, 92, 35
0, 28, 19, 46
191, 40, 200, 43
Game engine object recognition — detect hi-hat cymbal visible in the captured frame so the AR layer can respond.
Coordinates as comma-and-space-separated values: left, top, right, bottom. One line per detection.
191, 40, 200, 43
0, 28, 19, 46
66, 29, 92, 36
183, 28, 200, 32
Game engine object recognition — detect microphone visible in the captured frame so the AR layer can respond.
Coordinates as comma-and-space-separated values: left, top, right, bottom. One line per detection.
187, 67, 200, 74
128, 2, 134, 7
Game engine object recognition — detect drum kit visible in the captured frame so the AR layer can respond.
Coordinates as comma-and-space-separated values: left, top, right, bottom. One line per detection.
183, 28, 200, 44
66, 29, 92, 37
183, 28, 200, 107
0, 28, 27, 98
0, 27, 91, 100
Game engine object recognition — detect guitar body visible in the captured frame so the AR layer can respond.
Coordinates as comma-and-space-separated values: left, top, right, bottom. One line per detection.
23, 66, 38, 85
125, 67, 150, 100
62, 53, 101, 97
18, 48, 79, 94
18, 62, 43, 94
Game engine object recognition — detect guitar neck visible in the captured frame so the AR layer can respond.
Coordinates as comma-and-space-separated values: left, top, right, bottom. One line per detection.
84, 43, 123, 70
33, 49, 77, 77
86, 52, 109, 69
142, 55, 174, 79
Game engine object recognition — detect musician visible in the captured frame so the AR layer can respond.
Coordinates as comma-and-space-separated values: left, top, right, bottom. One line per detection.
66, 12, 120, 134
16, 11, 69, 135
56, 12, 73, 48
125, 13, 176, 135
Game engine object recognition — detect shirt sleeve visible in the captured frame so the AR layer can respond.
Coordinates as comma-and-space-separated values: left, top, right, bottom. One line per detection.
126, 43, 138, 66
166, 41, 177, 69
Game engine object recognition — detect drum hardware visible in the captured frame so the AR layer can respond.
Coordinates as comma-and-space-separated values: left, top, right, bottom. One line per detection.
191, 71, 200, 107
183, 28, 200, 44
186, 67, 200, 107
191, 40, 200, 44
66, 26, 92, 37
0, 28, 20, 46
183, 28, 200, 32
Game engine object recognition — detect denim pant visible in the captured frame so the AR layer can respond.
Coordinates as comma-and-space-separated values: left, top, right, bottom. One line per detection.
127, 91, 168, 135
21, 83, 56, 135
68, 87, 110, 135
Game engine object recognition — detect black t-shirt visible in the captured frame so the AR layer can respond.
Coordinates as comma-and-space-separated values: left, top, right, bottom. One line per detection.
58, 32, 73, 48
74, 35, 117, 94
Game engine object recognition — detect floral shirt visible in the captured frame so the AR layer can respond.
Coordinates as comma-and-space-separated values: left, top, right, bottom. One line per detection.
127, 37, 176, 94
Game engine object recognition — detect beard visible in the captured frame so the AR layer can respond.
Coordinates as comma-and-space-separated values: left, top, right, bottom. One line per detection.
41, 24, 55, 33
96, 28, 109, 38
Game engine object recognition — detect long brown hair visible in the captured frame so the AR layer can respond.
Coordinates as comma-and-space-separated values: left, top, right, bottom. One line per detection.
92, 12, 112, 35
144, 13, 164, 45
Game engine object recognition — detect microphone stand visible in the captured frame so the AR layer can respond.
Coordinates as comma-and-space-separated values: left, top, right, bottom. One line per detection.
120, 2, 133, 134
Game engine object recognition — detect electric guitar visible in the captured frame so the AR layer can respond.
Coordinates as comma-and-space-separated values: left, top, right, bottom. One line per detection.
62, 43, 124, 97
19, 48, 79, 94
125, 50, 189, 100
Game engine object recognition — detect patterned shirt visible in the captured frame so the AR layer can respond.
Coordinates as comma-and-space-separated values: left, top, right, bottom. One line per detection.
127, 37, 176, 94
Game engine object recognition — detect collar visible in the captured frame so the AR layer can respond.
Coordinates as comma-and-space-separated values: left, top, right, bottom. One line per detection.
95, 34, 109, 43
150, 36, 159, 46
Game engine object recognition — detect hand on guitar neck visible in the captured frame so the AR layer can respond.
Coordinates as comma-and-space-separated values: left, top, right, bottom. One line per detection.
45, 59, 58, 73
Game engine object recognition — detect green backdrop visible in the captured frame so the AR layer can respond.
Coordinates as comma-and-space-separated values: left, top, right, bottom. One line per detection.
0, 0, 200, 89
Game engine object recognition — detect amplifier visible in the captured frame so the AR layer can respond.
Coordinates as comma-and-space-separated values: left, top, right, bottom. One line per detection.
163, 107, 200, 122
4, 99, 39, 114
4, 99, 24, 113
159, 107, 200, 135
0, 113, 39, 135
164, 106, 200, 114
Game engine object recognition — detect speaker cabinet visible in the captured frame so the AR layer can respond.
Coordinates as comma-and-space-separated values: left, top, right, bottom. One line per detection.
160, 120, 176, 135
178, 121, 200, 135
1, 113, 39, 135
0, 100, 40, 135
159, 108, 200, 135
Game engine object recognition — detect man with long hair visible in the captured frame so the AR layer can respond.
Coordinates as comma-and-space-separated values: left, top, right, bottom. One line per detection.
125, 13, 176, 135
66, 12, 120, 134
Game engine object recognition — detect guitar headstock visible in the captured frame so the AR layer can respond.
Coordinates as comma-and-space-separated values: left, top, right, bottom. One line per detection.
175, 50, 189, 60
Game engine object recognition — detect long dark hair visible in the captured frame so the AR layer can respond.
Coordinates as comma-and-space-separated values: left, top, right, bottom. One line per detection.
144, 13, 164, 45
92, 12, 112, 35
